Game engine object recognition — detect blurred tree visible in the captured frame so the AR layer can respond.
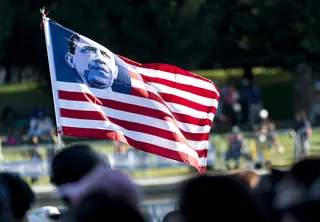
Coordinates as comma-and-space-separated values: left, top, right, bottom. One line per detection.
0, 0, 16, 55
0, 0, 58, 83
0, 0, 17, 82
0, 0, 320, 84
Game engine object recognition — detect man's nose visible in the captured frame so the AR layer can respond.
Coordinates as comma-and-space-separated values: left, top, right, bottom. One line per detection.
92, 52, 106, 65
94, 58, 106, 65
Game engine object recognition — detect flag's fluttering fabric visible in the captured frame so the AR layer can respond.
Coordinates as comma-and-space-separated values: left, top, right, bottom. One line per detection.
44, 19, 219, 173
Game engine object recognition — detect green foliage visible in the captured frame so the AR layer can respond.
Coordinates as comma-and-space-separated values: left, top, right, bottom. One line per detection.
1, 0, 320, 72
0, 0, 16, 57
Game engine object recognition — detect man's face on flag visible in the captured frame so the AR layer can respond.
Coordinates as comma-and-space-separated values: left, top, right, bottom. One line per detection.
65, 34, 118, 89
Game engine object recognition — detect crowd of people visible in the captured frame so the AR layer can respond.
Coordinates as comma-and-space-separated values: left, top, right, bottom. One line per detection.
224, 109, 282, 169
1, 105, 55, 147
224, 108, 313, 171
217, 78, 263, 127
0, 143, 319, 222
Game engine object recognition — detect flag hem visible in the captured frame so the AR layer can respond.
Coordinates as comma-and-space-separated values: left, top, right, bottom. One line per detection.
42, 17, 64, 146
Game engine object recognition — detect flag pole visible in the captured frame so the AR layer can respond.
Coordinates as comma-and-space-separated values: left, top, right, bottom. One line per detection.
40, 7, 63, 151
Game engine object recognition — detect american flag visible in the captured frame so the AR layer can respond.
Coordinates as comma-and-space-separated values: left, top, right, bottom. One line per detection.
43, 18, 219, 173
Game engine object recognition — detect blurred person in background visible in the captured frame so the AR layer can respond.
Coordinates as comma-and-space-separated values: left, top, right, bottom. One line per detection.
27, 110, 54, 138
255, 124, 270, 168
239, 78, 250, 124
113, 141, 128, 157
6, 128, 18, 146
215, 102, 227, 122
255, 109, 271, 130
6, 127, 22, 146
28, 136, 43, 184
294, 110, 312, 160
267, 121, 285, 154
31, 105, 47, 119
1, 106, 18, 128
0, 137, 3, 160
214, 81, 227, 122
225, 126, 246, 170
207, 140, 216, 170
309, 99, 320, 126
46, 131, 59, 179
112, 141, 133, 170
219, 79, 229, 110
221, 78, 240, 126
247, 80, 262, 125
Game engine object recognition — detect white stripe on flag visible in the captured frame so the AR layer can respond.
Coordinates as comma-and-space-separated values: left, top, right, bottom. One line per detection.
135, 66, 219, 94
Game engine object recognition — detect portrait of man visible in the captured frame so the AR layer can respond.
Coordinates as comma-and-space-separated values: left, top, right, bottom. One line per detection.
64, 33, 132, 94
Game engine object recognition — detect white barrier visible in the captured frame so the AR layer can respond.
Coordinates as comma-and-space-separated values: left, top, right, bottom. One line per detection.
0, 160, 44, 178
0, 147, 215, 178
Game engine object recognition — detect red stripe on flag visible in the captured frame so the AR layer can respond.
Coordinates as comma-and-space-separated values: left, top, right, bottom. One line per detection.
62, 126, 206, 173
141, 75, 218, 100
157, 92, 216, 113
58, 90, 212, 128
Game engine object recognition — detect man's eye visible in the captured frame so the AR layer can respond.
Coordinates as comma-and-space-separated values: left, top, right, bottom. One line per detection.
81, 46, 96, 53
101, 50, 110, 58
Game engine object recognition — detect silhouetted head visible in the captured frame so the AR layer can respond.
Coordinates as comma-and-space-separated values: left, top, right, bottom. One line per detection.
179, 175, 269, 222
75, 191, 145, 222
51, 143, 104, 186
273, 158, 320, 212
0, 172, 34, 221
290, 157, 320, 188
162, 210, 184, 222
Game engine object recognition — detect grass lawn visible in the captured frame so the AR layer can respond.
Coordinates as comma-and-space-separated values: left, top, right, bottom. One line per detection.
0, 67, 293, 129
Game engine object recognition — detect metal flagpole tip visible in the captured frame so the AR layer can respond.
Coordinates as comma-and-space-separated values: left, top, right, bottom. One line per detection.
40, 6, 46, 16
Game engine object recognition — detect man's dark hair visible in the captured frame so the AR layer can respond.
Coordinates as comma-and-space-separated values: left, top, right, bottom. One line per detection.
68, 34, 80, 55
0, 173, 34, 221
162, 210, 182, 222
179, 175, 270, 222
75, 191, 145, 222
51, 143, 103, 186
290, 157, 320, 188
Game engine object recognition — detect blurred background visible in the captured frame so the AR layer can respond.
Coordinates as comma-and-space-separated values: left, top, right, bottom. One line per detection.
1, 0, 320, 221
